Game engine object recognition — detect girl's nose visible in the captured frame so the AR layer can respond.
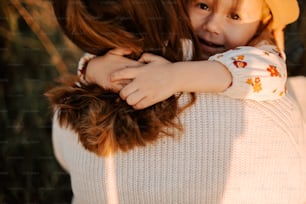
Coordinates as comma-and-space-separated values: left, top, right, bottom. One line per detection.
202, 14, 222, 35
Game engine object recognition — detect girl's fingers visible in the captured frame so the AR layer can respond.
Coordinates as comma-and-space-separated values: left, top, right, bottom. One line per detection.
108, 49, 144, 69
108, 47, 132, 56
125, 91, 146, 107
111, 79, 131, 92
138, 53, 160, 63
116, 57, 143, 69
118, 79, 132, 86
125, 60, 144, 68
111, 83, 124, 93
119, 83, 138, 100
110, 68, 138, 82
133, 98, 150, 110
119, 85, 150, 109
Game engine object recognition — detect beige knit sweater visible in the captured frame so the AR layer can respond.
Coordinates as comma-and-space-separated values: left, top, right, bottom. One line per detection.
52, 93, 306, 204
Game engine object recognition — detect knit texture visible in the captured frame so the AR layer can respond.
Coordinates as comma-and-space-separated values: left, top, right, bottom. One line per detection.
52, 93, 306, 204
287, 76, 306, 121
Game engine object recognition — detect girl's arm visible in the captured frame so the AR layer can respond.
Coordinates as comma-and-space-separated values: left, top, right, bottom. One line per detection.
110, 54, 232, 109
79, 45, 287, 109
111, 45, 287, 109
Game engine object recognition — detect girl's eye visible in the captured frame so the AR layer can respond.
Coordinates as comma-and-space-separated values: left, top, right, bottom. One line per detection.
230, 13, 240, 20
197, 3, 209, 10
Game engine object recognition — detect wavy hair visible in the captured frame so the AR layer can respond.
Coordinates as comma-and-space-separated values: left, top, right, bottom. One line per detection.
46, 0, 199, 156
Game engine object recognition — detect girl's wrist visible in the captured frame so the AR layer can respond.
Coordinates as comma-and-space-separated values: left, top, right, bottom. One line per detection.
85, 59, 98, 84
170, 62, 189, 93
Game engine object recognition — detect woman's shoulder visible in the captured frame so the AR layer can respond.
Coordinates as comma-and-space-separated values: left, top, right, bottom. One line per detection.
52, 93, 306, 204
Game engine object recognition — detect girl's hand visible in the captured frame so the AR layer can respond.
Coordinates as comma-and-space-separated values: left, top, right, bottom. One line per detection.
110, 53, 177, 109
86, 48, 142, 92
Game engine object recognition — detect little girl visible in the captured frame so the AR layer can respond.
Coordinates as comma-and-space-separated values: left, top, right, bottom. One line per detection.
81, 0, 300, 109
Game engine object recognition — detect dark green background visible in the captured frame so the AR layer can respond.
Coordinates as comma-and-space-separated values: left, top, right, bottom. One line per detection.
0, 0, 305, 203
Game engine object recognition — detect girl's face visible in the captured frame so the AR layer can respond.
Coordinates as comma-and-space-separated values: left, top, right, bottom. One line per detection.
188, 0, 265, 59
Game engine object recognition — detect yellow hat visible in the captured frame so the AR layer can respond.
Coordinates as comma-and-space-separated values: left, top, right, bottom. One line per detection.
265, 0, 300, 30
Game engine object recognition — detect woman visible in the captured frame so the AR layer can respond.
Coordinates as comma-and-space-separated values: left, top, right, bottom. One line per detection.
48, 0, 306, 203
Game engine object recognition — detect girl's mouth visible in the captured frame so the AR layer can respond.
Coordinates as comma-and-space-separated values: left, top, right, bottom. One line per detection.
197, 37, 227, 59
199, 38, 225, 49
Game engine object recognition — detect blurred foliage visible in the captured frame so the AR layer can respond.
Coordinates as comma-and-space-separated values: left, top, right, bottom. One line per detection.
286, 0, 306, 76
0, 0, 305, 203
0, 0, 82, 203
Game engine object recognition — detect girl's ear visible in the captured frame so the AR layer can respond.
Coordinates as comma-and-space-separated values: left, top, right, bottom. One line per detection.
273, 29, 285, 51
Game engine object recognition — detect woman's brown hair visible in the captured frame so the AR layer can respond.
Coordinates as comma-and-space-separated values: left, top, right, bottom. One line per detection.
46, 0, 199, 156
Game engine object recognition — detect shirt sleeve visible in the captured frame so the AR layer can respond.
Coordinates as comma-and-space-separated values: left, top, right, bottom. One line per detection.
209, 45, 287, 101
77, 53, 96, 84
